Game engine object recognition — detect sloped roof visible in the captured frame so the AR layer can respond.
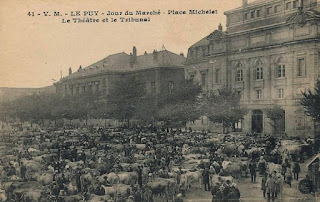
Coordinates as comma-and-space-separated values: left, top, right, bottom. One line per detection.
190, 30, 226, 49
62, 49, 186, 80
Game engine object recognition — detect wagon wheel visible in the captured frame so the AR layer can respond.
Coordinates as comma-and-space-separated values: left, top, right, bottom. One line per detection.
299, 179, 312, 194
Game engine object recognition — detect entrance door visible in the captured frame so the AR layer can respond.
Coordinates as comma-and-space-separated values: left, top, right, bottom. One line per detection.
252, 110, 263, 134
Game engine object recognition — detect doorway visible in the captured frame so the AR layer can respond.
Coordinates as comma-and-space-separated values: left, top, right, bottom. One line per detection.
252, 110, 263, 134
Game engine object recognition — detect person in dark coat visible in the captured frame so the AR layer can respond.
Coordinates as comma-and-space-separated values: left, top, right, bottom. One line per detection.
292, 162, 301, 181
281, 159, 291, 180
202, 167, 210, 191
261, 172, 268, 198
137, 166, 143, 188
227, 183, 240, 202
249, 161, 257, 183
20, 162, 27, 180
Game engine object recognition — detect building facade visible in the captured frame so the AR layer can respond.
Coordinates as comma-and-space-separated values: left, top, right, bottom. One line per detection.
185, 0, 320, 137
54, 47, 186, 99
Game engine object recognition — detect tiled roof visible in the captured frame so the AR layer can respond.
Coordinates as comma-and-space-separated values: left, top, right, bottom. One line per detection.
62, 50, 185, 80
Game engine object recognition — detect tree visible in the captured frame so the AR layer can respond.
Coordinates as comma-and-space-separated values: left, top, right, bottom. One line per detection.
265, 105, 285, 135
107, 76, 146, 127
155, 79, 202, 127
205, 86, 247, 133
300, 80, 320, 151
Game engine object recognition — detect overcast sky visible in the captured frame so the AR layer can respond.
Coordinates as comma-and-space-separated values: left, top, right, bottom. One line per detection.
0, 0, 253, 88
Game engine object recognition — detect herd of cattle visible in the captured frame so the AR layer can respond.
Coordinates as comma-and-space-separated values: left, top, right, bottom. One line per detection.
0, 123, 315, 202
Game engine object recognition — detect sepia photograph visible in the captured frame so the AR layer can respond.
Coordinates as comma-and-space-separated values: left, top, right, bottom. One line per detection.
0, 0, 320, 201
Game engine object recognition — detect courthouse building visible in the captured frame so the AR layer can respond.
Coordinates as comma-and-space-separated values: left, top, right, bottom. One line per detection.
185, 0, 320, 136
54, 46, 185, 98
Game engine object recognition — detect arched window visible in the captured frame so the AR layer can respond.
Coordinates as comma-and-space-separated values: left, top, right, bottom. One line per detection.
255, 60, 263, 80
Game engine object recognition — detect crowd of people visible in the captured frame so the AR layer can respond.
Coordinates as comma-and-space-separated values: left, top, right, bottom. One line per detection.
0, 122, 315, 202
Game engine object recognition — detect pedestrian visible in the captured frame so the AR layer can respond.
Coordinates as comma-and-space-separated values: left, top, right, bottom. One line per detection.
285, 169, 293, 187
227, 183, 240, 202
261, 172, 268, 198
137, 166, 143, 188
202, 167, 210, 191
258, 156, 267, 176
266, 173, 276, 202
281, 159, 291, 180
249, 160, 257, 183
292, 162, 301, 181
20, 162, 27, 181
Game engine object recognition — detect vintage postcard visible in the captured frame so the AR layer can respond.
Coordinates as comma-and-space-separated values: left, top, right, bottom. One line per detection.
0, 0, 319, 201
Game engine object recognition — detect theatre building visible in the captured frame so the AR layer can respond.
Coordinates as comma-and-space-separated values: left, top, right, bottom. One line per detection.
185, 0, 320, 137
54, 46, 185, 99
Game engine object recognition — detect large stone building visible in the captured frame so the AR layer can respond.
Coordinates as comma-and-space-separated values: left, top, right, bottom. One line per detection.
185, 0, 320, 137
54, 47, 186, 98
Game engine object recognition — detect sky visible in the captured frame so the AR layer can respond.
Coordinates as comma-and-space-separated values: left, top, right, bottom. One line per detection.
0, 0, 253, 88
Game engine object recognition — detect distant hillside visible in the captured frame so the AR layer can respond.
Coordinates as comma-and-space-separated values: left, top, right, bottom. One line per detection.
0, 85, 56, 102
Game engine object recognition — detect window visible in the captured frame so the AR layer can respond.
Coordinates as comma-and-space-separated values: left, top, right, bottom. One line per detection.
266, 7, 272, 15
151, 81, 156, 94
201, 73, 207, 86
215, 69, 221, 83
256, 67, 263, 80
256, 89, 262, 99
257, 10, 261, 17
168, 81, 174, 94
251, 11, 255, 18
237, 69, 243, 81
75, 87, 79, 95
286, 2, 292, 10
70, 86, 74, 95
274, 5, 280, 13
278, 88, 284, 98
297, 58, 306, 76
244, 13, 249, 20
293, 0, 298, 8
278, 64, 286, 78
95, 83, 99, 95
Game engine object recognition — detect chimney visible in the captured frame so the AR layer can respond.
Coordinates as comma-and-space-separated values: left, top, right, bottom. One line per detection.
180, 53, 184, 57
133, 46, 137, 64
68, 67, 72, 75
242, 0, 248, 7
218, 23, 223, 31
153, 50, 159, 62
144, 51, 147, 55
